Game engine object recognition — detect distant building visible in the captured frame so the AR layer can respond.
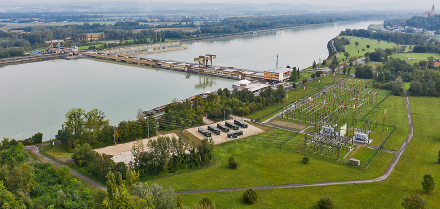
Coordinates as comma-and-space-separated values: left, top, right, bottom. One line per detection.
264, 67, 291, 82
232, 80, 268, 95
423, 4, 437, 17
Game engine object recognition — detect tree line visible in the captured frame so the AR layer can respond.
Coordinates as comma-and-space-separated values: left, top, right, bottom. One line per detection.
404, 14, 440, 31
339, 29, 425, 45
71, 135, 214, 181
158, 86, 286, 131
200, 13, 408, 35
56, 108, 157, 151
1, 132, 43, 150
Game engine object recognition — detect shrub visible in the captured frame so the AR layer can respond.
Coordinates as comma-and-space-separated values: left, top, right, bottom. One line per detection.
438, 150, 440, 163
228, 156, 237, 169
316, 71, 322, 77
317, 197, 334, 209
198, 197, 215, 208
311, 73, 316, 78
422, 174, 436, 193
401, 195, 426, 209
302, 156, 309, 164
243, 189, 258, 205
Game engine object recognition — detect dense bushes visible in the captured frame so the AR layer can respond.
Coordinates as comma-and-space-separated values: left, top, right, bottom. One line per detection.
0, 143, 102, 208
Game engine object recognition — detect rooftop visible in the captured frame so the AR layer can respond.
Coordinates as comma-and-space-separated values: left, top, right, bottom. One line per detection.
265, 67, 292, 74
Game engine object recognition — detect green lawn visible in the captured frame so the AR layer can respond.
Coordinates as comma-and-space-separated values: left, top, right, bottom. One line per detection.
351, 146, 378, 167
246, 73, 352, 121
40, 143, 72, 158
339, 36, 405, 62
144, 129, 395, 191
179, 96, 440, 209
391, 52, 440, 65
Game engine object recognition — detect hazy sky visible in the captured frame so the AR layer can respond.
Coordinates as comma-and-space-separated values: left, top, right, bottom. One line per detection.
3, 0, 437, 11
1, 0, 436, 5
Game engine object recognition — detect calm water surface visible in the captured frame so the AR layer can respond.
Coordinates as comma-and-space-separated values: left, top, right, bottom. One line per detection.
0, 59, 233, 140
0, 20, 381, 140
140, 21, 382, 71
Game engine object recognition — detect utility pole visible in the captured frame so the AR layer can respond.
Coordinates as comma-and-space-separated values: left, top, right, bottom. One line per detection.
276, 54, 279, 68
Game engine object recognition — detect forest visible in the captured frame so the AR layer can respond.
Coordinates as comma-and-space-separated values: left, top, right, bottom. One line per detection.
404, 14, 440, 31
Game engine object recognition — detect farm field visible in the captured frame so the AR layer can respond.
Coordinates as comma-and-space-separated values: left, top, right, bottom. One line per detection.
178, 96, 440, 208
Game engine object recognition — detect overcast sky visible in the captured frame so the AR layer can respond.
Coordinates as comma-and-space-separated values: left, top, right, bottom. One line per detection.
2, 0, 438, 11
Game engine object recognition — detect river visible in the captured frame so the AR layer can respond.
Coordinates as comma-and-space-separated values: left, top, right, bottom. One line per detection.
0, 20, 381, 141
139, 21, 382, 71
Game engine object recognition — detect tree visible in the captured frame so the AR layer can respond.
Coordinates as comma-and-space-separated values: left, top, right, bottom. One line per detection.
289, 67, 298, 82
422, 174, 436, 193
64, 108, 85, 138
365, 56, 370, 64
344, 52, 350, 59
366, 44, 370, 49
312, 60, 317, 69
401, 195, 426, 209
329, 64, 337, 72
317, 197, 334, 209
72, 143, 97, 167
243, 189, 258, 204
355, 41, 359, 47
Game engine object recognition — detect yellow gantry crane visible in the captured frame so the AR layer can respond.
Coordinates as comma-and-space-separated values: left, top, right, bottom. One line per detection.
194, 54, 216, 68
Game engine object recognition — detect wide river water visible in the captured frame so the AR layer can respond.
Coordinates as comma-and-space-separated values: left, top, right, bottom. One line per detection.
0, 20, 381, 141
139, 21, 382, 71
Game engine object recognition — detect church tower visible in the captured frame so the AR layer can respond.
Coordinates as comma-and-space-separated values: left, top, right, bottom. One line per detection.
432, 4, 435, 15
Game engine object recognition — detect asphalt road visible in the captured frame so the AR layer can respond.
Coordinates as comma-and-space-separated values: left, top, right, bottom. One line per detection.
176, 90, 413, 194
28, 142, 107, 190
31, 92, 413, 195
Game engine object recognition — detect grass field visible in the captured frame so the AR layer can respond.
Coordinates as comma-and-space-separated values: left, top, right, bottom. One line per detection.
338, 36, 405, 62
391, 52, 440, 65
143, 129, 395, 191
178, 96, 440, 209
40, 143, 72, 158
246, 73, 352, 121
350, 146, 378, 167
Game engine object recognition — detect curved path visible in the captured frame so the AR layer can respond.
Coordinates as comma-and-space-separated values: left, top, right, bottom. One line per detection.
28, 142, 107, 190
176, 91, 413, 194
32, 92, 413, 194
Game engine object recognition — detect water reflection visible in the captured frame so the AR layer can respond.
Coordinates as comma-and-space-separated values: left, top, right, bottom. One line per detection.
195, 77, 215, 89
